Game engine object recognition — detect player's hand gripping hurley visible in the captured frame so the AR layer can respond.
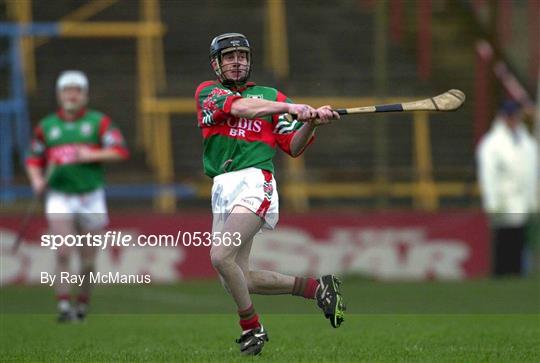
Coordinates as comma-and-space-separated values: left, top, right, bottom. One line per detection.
11, 163, 56, 253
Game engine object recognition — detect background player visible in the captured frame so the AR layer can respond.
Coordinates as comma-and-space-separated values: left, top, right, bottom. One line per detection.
195, 33, 345, 355
25, 70, 129, 322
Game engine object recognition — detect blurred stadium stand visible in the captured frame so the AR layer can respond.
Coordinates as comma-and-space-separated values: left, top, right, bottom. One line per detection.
1, 0, 537, 211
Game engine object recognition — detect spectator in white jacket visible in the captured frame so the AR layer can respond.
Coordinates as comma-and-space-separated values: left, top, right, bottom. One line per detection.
476, 99, 538, 276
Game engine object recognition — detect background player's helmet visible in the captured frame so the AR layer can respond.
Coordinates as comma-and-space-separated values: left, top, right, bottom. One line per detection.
56, 70, 89, 112
56, 70, 88, 91
209, 33, 251, 87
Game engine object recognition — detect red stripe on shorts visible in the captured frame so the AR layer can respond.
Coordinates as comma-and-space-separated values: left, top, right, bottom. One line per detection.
256, 170, 273, 218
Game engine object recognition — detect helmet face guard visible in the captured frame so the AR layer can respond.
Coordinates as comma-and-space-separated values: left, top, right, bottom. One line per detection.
209, 33, 252, 87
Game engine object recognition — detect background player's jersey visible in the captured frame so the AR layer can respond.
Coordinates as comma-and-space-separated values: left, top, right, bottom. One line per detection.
195, 80, 313, 177
26, 109, 129, 194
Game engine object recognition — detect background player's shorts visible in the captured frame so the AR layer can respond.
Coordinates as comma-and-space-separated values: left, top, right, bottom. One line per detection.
46, 188, 109, 231
211, 167, 279, 232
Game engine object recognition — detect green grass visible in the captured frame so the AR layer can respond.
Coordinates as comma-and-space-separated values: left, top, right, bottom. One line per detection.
1, 277, 539, 362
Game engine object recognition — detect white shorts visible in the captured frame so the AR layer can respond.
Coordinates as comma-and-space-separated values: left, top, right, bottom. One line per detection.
211, 167, 279, 232
46, 188, 109, 231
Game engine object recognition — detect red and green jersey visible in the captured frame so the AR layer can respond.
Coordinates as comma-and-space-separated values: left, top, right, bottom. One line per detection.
195, 80, 313, 177
26, 108, 129, 194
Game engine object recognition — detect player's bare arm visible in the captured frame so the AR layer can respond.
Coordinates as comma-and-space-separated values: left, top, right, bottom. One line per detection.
230, 97, 317, 120
26, 165, 46, 196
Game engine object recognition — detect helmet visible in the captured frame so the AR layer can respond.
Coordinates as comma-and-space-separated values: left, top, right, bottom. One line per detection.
209, 33, 251, 87
56, 70, 88, 91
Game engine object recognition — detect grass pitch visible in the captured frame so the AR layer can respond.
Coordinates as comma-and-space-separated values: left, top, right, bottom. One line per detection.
1, 277, 539, 362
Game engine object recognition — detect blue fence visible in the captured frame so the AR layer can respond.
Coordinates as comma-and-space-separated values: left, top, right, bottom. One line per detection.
1, 23, 197, 204
1, 23, 62, 201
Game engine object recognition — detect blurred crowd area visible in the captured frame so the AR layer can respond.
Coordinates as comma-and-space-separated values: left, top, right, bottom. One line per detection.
1, 0, 538, 211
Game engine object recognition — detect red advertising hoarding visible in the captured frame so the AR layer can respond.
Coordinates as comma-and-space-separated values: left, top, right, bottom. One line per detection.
0, 212, 489, 284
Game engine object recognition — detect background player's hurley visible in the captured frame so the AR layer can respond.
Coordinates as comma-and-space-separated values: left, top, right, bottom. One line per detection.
11, 163, 56, 254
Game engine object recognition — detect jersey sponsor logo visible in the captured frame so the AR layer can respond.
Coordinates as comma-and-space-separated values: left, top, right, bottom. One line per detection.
47, 144, 79, 164
226, 118, 262, 132
49, 127, 61, 140
247, 94, 263, 99
226, 118, 262, 138
80, 122, 93, 136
